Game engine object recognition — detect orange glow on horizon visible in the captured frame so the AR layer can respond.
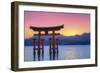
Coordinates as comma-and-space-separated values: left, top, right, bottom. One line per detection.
60, 28, 85, 36
25, 27, 89, 39
25, 28, 33, 39
61, 32, 83, 36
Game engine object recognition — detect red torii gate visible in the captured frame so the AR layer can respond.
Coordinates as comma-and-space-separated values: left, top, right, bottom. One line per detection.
30, 24, 64, 57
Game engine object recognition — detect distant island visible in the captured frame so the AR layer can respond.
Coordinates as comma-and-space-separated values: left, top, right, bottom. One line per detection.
24, 33, 90, 46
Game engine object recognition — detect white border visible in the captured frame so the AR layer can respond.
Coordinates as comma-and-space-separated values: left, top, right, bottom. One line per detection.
18, 5, 96, 68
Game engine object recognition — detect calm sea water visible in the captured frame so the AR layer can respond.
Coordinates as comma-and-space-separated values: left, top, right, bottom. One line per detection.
24, 45, 90, 61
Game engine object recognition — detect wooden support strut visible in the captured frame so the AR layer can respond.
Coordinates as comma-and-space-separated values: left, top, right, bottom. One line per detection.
38, 31, 41, 51
52, 30, 55, 51
56, 39, 58, 57
49, 38, 51, 50
41, 39, 44, 53
33, 39, 36, 51
56, 39, 58, 49
41, 39, 44, 60
33, 39, 36, 61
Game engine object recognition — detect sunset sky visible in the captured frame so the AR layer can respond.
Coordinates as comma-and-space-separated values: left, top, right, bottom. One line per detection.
24, 11, 90, 39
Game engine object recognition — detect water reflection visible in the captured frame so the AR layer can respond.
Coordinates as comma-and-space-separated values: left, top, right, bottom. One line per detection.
24, 45, 90, 61
33, 48, 59, 61
33, 49, 44, 61
62, 48, 80, 60
49, 48, 58, 60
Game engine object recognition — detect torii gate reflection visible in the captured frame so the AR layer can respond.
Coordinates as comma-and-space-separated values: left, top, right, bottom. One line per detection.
30, 24, 64, 61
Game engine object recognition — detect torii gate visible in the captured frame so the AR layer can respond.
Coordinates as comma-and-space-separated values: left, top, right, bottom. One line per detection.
30, 24, 64, 60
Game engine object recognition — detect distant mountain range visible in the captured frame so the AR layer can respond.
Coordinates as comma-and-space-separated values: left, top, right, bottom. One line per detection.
24, 33, 90, 46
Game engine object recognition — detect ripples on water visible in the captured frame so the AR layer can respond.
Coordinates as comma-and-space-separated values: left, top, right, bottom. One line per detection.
24, 45, 90, 61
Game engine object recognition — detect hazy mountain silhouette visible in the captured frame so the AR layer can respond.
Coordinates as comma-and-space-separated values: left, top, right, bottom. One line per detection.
24, 33, 90, 46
